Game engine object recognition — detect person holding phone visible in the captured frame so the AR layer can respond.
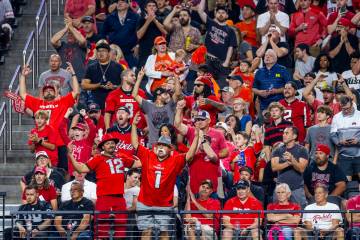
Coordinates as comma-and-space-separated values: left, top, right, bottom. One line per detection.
330, 95, 360, 181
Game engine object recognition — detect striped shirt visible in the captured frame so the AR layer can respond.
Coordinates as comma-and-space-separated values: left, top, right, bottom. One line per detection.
264, 119, 293, 147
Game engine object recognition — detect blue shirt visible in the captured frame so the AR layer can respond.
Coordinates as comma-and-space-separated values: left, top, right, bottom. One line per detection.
101, 11, 139, 54
253, 63, 290, 110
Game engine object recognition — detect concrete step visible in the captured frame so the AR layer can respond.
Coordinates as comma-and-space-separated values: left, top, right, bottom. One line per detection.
0, 176, 22, 185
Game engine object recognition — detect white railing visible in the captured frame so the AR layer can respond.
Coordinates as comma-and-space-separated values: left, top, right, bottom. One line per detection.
0, 103, 7, 164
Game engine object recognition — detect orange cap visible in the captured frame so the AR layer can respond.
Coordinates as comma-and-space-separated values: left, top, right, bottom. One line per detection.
154, 36, 167, 45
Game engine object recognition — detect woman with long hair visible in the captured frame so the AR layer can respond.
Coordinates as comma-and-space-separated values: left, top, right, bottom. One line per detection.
232, 98, 252, 135
312, 53, 338, 87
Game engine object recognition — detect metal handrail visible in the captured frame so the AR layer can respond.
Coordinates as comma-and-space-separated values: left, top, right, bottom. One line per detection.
4, 0, 62, 163
0, 103, 7, 164
35, 0, 48, 78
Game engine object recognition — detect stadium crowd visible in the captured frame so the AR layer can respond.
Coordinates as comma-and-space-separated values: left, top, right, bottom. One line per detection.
3, 0, 360, 238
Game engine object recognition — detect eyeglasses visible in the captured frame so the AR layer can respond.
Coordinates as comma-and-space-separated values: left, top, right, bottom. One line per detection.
194, 84, 204, 87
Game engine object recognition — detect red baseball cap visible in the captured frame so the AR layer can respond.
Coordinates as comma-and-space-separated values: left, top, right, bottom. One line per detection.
154, 36, 167, 45
196, 76, 213, 88
97, 134, 119, 149
338, 18, 352, 28
42, 84, 55, 93
34, 166, 47, 175
71, 123, 86, 131
316, 144, 330, 155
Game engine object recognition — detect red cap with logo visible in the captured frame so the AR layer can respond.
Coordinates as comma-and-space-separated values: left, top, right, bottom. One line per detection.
316, 144, 330, 155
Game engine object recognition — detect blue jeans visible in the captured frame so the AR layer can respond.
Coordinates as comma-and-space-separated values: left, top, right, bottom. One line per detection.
280, 226, 293, 240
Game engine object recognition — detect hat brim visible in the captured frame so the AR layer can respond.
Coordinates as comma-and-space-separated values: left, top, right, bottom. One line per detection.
71, 126, 85, 131
154, 142, 174, 149
97, 138, 119, 149
36, 154, 48, 159
155, 41, 167, 45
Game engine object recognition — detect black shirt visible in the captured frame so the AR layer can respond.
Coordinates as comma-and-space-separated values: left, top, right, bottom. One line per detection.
265, 41, 292, 68
57, 197, 94, 230
264, 119, 293, 147
204, 16, 237, 61
136, 14, 163, 67
329, 33, 358, 73
303, 161, 347, 195
16, 201, 53, 229
84, 60, 123, 109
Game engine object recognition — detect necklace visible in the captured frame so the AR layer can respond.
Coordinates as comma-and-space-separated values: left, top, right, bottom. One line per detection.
99, 61, 111, 83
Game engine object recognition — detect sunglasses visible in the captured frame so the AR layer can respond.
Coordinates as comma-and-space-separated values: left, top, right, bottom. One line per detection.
194, 84, 204, 87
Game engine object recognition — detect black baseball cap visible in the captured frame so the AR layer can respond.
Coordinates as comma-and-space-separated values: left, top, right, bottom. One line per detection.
117, 106, 130, 114
239, 166, 253, 175
227, 75, 243, 83
235, 180, 250, 189
82, 16, 94, 23
96, 41, 110, 51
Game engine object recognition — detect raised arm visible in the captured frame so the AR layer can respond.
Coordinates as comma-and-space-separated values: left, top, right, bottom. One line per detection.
67, 143, 90, 173
303, 75, 323, 105
186, 127, 200, 162
174, 100, 188, 136
68, 24, 87, 47
172, 75, 182, 101
131, 112, 141, 150
163, 5, 181, 31
132, 68, 145, 105
65, 62, 80, 98
196, 0, 207, 23
50, 25, 68, 48
19, 65, 32, 100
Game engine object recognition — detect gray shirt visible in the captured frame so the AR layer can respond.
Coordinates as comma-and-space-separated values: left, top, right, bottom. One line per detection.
295, 56, 315, 78
305, 125, 335, 161
141, 99, 176, 147
272, 143, 309, 190
38, 68, 72, 96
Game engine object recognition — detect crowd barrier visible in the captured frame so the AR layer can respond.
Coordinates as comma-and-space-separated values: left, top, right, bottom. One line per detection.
3, 209, 360, 239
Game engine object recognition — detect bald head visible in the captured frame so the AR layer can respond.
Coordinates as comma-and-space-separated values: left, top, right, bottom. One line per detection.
264, 49, 277, 67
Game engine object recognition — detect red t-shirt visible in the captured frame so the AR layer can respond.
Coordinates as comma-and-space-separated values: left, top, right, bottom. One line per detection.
190, 198, 221, 226
253, 158, 266, 182
346, 195, 360, 227
28, 125, 58, 167
189, 152, 221, 193
185, 95, 221, 126
59, 117, 96, 175
235, 20, 258, 47
186, 126, 227, 157
267, 202, 301, 228
25, 93, 76, 146
105, 87, 147, 128
22, 185, 57, 203
279, 99, 310, 143
86, 153, 134, 197
230, 144, 261, 183
136, 145, 185, 207
107, 126, 145, 157
223, 196, 264, 228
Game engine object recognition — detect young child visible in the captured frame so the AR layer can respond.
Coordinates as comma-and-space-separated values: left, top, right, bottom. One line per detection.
230, 131, 262, 183
59, 108, 96, 176
169, 49, 189, 82
28, 110, 58, 167
230, 60, 254, 89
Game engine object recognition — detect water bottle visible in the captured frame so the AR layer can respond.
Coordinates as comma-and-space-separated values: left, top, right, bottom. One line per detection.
195, 221, 202, 239
237, 151, 246, 167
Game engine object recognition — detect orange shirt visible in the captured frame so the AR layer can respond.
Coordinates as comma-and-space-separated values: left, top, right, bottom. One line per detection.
152, 53, 175, 92
235, 20, 258, 47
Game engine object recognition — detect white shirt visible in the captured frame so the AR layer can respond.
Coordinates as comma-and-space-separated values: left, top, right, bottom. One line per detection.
315, 71, 338, 87
342, 70, 360, 90
303, 202, 342, 230
61, 179, 97, 202
124, 186, 140, 209
256, 11, 289, 43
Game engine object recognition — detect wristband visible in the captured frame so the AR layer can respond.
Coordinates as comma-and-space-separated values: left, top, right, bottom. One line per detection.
71, 73, 76, 77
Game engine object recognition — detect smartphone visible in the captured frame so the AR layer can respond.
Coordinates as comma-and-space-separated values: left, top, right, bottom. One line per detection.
339, 6, 346, 15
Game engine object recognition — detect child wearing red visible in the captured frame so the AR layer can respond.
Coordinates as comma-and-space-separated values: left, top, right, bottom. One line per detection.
59, 108, 96, 176
28, 110, 58, 167
230, 131, 262, 183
